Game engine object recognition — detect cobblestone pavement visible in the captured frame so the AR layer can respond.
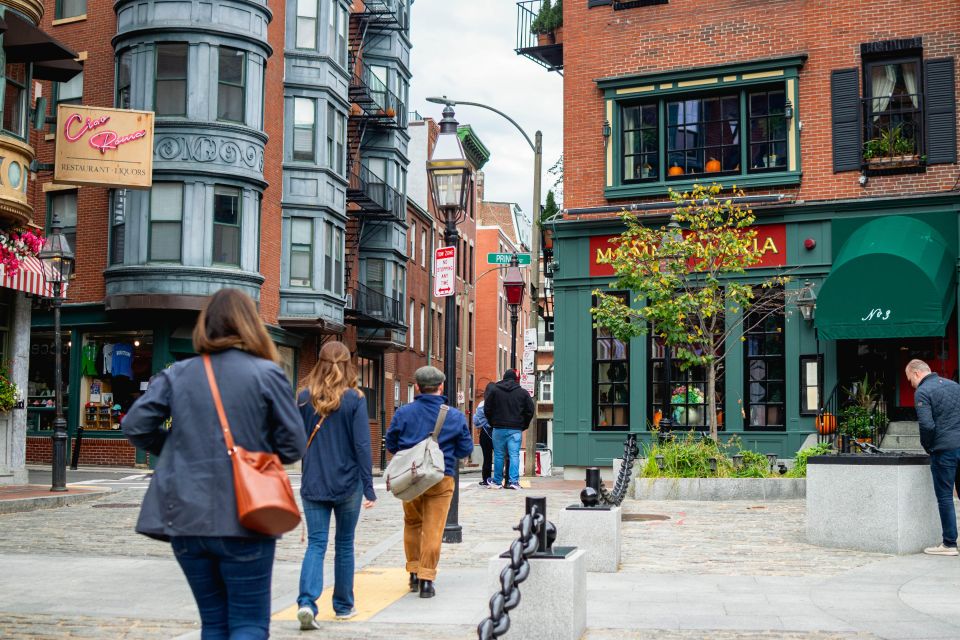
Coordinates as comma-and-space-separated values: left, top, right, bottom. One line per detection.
0, 477, 947, 639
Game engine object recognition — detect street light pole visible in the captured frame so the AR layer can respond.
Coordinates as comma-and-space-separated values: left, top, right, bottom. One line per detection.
442, 213, 461, 543
425, 96, 543, 477
39, 214, 75, 493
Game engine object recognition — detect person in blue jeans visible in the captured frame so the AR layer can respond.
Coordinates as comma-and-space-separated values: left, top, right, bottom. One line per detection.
906, 359, 960, 556
296, 341, 376, 629
123, 289, 306, 640
483, 370, 535, 489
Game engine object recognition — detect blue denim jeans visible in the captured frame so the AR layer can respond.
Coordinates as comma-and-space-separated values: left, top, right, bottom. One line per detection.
929, 447, 960, 546
171, 536, 276, 640
297, 488, 363, 616
492, 429, 522, 485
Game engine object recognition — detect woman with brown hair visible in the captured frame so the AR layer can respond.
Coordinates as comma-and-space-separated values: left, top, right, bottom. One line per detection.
123, 289, 305, 640
296, 341, 376, 629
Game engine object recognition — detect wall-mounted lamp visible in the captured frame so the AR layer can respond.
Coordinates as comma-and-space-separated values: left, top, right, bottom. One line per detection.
784, 100, 794, 121
797, 280, 817, 322
602, 119, 611, 148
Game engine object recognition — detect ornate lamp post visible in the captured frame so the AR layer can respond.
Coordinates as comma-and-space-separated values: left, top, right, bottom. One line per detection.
503, 264, 526, 370
426, 104, 471, 544
39, 214, 75, 492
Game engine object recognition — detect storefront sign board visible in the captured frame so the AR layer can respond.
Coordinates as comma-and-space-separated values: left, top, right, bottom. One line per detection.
54, 105, 154, 189
434, 246, 456, 297
589, 223, 787, 277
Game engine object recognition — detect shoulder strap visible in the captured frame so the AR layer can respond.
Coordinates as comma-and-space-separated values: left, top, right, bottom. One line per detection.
431, 405, 449, 441
306, 415, 326, 450
202, 354, 236, 455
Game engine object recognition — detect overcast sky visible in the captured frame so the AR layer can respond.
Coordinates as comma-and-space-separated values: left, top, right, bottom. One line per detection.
409, 0, 564, 223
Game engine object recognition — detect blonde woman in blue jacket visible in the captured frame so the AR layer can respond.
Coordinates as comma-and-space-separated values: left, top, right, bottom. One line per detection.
296, 341, 376, 629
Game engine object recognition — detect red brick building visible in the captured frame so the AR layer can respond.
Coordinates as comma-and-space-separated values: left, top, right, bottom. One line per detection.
514, 0, 960, 469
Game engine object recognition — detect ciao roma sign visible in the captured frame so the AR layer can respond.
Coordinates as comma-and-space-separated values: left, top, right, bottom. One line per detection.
589, 223, 787, 277
54, 105, 154, 189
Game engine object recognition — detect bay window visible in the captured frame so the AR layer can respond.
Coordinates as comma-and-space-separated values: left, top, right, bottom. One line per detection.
3, 63, 27, 138
155, 44, 188, 117
296, 0, 319, 50
218, 47, 246, 123
289, 218, 313, 287
149, 183, 183, 262
213, 186, 241, 267
293, 98, 316, 162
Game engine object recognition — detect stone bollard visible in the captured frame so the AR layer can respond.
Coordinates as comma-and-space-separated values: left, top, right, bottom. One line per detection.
486, 496, 586, 640
554, 467, 622, 572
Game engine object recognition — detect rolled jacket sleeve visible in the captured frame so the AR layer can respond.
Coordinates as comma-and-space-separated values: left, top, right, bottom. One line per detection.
351, 395, 376, 501
263, 365, 307, 464
122, 371, 172, 457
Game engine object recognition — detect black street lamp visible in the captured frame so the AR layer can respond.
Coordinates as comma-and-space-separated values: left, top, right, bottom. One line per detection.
503, 263, 525, 370
39, 214, 75, 492
426, 104, 471, 544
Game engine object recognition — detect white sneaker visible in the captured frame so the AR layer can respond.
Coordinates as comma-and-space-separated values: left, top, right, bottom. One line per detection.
485, 479, 502, 489
335, 608, 358, 620
923, 544, 959, 556
298, 606, 320, 630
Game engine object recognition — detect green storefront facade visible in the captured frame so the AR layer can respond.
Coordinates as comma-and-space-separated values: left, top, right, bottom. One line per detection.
550, 192, 960, 469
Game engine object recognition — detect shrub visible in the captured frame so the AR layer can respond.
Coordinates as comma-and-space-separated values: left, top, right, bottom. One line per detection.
786, 443, 833, 478
640, 432, 777, 478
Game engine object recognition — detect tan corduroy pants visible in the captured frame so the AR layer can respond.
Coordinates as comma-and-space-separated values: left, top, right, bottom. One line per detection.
402, 475, 455, 581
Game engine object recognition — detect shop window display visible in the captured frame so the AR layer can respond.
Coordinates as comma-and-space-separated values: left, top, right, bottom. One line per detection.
78, 332, 153, 432
27, 331, 72, 431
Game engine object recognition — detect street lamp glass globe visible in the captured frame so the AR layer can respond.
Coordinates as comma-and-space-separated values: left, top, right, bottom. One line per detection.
503, 265, 525, 306
426, 105, 471, 215
39, 215, 75, 285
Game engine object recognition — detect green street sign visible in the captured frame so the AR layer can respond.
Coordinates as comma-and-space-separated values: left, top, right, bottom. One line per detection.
487, 253, 531, 265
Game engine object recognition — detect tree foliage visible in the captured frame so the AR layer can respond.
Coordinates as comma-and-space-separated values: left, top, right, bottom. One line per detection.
591, 184, 791, 439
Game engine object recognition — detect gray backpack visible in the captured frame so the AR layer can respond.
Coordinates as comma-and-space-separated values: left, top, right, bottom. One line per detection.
385, 406, 448, 501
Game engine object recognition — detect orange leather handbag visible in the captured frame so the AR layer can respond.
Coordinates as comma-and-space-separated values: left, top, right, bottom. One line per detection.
203, 354, 301, 536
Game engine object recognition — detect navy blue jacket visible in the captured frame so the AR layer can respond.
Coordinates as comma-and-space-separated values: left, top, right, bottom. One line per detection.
298, 388, 376, 503
123, 349, 306, 541
915, 373, 960, 454
385, 394, 474, 476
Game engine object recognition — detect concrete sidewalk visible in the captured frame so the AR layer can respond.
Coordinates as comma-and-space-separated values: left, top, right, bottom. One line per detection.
0, 484, 108, 514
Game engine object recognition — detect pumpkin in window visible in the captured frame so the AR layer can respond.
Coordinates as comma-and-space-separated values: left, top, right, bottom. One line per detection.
667, 163, 685, 177
705, 157, 721, 173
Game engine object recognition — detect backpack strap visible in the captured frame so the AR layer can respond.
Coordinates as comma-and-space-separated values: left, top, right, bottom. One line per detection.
431, 405, 449, 441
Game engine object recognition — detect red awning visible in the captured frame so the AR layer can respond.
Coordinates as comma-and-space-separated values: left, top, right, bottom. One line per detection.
1, 256, 63, 298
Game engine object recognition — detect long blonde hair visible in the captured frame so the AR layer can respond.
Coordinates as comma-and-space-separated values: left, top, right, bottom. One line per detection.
302, 341, 362, 416
193, 289, 279, 363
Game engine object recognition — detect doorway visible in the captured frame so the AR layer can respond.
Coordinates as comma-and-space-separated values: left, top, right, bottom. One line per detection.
837, 331, 957, 421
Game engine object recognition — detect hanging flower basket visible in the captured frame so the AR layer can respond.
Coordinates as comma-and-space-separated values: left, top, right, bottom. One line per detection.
0, 229, 44, 274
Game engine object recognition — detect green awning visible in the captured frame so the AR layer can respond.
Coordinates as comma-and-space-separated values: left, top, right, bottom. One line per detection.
815, 216, 956, 340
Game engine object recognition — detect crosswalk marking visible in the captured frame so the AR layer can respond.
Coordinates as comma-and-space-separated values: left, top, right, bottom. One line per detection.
272, 567, 409, 623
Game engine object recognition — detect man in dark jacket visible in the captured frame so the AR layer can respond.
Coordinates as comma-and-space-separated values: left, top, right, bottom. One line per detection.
906, 359, 960, 556
483, 369, 535, 490
386, 366, 473, 598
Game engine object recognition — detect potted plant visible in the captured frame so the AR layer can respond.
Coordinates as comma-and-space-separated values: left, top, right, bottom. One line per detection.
531, 0, 555, 46
838, 405, 874, 448
553, 0, 563, 44
0, 367, 20, 413
862, 124, 920, 168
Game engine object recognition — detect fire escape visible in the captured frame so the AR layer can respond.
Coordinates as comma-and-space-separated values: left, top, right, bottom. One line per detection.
515, 0, 563, 72
344, 0, 407, 330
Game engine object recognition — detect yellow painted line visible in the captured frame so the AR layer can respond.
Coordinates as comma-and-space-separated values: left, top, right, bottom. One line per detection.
273, 567, 409, 623
520, 479, 532, 488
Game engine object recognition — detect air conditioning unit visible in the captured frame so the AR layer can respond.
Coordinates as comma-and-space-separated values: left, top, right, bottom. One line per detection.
345, 293, 354, 308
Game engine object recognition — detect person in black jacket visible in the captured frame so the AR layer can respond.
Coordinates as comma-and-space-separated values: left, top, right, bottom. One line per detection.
906, 358, 960, 556
123, 289, 305, 640
483, 370, 535, 489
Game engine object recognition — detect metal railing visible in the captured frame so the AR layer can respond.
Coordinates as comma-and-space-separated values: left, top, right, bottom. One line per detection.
349, 282, 403, 326
817, 383, 890, 453
349, 62, 408, 129
347, 164, 404, 221
514, 1, 563, 71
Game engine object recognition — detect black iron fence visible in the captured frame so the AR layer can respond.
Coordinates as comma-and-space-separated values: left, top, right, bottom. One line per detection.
816, 383, 889, 452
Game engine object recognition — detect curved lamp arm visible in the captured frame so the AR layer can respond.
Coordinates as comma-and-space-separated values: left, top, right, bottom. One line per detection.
426, 96, 537, 153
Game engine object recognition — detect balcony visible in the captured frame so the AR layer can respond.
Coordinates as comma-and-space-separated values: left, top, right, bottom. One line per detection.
347, 164, 405, 222
349, 63, 407, 130
354, 0, 405, 33
345, 282, 405, 330
515, 0, 563, 72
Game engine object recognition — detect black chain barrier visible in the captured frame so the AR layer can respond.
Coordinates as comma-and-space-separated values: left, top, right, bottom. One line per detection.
477, 498, 549, 640
598, 433, 639, 506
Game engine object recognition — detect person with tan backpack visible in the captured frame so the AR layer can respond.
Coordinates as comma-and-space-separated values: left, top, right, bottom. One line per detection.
296, 342, 376, 629
385, 366, 473, 598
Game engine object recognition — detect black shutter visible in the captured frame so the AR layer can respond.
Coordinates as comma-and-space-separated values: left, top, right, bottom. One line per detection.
924, 58, 957, 165
831, 69, 862, 172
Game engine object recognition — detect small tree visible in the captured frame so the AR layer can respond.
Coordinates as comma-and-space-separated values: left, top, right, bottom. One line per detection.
541, 189, 560, 225
591, 184, 791, 440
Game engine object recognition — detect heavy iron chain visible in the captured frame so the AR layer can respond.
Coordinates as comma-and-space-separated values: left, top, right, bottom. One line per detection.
476, 504, 544, 639
599, 433, 639, 506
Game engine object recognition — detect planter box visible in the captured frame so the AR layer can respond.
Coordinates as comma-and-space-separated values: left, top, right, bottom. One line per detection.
865, 155, 921, 169
806, 454, 939, 554
632, 477, 805, 501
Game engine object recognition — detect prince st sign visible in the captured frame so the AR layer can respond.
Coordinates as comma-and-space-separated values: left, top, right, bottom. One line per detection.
54, 105, 155, 189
